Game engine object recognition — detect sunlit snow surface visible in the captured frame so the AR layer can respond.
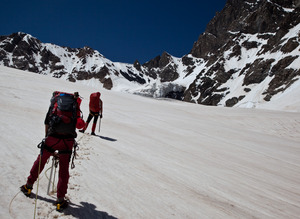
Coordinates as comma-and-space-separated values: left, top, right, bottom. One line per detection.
1, 66, 300, 218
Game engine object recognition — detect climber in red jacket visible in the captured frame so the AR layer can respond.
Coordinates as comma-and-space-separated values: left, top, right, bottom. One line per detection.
79, 92, 103, 135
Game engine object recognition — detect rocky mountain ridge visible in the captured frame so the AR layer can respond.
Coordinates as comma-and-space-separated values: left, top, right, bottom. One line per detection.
0, 0, 299, 108
186, 0, 300, 107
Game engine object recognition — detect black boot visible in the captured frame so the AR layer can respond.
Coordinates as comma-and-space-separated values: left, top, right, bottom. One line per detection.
20, 184, 33, 197
56, 198, 69, 212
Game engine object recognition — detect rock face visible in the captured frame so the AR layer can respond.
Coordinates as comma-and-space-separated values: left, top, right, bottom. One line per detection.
186, 0, 300, 106
0, 0, 299, 107
0, 32, 140, 90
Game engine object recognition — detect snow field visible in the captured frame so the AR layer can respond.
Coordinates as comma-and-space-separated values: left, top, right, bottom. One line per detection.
0, 65, 300, 218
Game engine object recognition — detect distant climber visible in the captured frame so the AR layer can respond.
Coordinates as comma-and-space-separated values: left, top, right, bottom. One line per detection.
79, 92, 103, 135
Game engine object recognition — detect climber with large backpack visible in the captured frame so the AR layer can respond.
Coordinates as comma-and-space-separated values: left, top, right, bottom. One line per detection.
20, 91, 85, 211
79, 92, 103, 135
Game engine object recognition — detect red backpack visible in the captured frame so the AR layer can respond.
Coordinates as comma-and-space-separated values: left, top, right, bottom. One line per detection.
48, 91, 81, 136
89, 92, 101, 112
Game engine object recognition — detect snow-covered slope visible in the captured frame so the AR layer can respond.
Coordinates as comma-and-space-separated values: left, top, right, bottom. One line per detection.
1, 65, 300, 218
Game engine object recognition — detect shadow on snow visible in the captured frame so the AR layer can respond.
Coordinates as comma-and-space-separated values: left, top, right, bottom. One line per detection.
32, 193, 118, 218
98, 135, 117, 142
65, 201, 118, 219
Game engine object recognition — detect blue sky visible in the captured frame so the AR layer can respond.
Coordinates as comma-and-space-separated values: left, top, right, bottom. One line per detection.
0, 0, 226, 64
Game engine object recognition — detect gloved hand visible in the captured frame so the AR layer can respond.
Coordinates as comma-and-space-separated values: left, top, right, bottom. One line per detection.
100, 114, 103, 119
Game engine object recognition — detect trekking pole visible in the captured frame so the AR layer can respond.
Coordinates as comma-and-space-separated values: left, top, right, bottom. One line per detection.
52, 157, 59, 193
33, 154, 42, 219
34, 140, 44, 219
47, 157, 55, 195
98, 116, 102, 133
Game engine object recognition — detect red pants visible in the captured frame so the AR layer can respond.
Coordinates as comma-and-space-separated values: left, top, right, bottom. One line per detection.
27, 136, 74, 199
83, 111, 99, 132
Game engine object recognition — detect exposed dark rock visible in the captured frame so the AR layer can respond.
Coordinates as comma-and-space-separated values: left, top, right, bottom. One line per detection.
242, 41, 258, 50
97, 66, 110, 82
182, 55, 195, 66
53, 71, 66, 78
225, 95, 245, 107
76, 46, 95, 59
226, 97, 239, 107
159, 65, 179, 82
120, 70, 146, 84
68, 75, 76, 82
159, 52, 172, 68
214, 68, 234, 84
281, 38, 299, 53
143, 55, 160, 69
228, 44, 242, 59
190, 33, 222, 59
201, 93, 223, 106
165, 90, 184, 100
244, 88, 251, 92
40, 49, 60, 65
243, 59, 275, 86
270, 56, 298, 76
264, 94, 272, 101
133, 60, 142, 71
264, 68, 300, 96
103, 78, 113, 90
